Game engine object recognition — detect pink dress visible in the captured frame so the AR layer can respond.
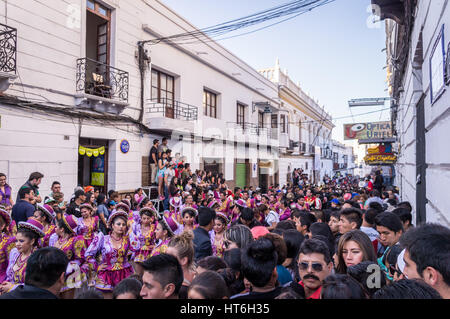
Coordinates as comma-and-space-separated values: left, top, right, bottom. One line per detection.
77, 216, 100, 248
149, 238, 170, 258
4, 247, 36, 292
49, 233, 87, 292
132, 222, 157, 263
0, 234, 16, 283
39, 224, 56, 248
85, 232, 139, 292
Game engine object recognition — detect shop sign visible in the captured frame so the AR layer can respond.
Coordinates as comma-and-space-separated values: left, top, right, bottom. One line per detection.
120, 139, 130, 154
344, 121, 392, 140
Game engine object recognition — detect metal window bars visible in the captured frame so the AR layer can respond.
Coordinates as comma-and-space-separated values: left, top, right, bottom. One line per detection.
147, 97, 198, 121
0, 23, 17, 74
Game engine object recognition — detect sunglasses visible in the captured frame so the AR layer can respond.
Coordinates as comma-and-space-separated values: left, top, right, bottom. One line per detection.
298, 262, 324, 272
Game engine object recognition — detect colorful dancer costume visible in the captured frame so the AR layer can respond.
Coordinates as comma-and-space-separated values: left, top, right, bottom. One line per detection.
4, 218, 44, 292
49, 214, 87, 292
210, 212, 229, 258
85, 209, 139, 292
0, 208, 16, 283
77, 203, 100, 248
149, 215, 178, 257
37, 204, 56, 248
132, 207, 158, 263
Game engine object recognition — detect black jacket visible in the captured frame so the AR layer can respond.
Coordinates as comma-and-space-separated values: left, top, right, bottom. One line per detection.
0, 284, 58, 299
193, 227, 212, 261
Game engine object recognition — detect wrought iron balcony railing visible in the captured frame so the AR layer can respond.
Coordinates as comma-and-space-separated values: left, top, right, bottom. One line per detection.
76, 58, 129, 102
227, 122, 270, 137
147, 98, 198, 121
0, 23, 17, 74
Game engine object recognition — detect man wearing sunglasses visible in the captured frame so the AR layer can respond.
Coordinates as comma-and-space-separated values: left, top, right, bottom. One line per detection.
293, 238, 333, 299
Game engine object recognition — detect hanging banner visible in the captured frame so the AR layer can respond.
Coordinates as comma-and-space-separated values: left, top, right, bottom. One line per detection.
79, 146, 105, 157
91, 155, 105, 186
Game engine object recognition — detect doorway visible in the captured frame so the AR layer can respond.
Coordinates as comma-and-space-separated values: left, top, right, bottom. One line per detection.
78, 138, 109, 194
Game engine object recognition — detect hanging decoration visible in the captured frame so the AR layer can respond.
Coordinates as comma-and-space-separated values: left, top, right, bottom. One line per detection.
79, 146, 105, 157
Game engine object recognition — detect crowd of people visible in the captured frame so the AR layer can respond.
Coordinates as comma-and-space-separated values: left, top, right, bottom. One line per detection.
0, 154, 449, 299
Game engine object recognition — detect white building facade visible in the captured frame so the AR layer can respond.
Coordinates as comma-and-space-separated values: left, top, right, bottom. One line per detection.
0, 0, 285, 199
259, 60, 334, 186
377, 0, 450, 226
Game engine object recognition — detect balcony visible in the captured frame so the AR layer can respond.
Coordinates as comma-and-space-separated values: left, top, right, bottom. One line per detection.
0, 23, 17, 91
299, 142, 306, 154
226, 122, 271, 143
146, 98, 198, 133
371, 0, 406, 25
75, 58, 129, 114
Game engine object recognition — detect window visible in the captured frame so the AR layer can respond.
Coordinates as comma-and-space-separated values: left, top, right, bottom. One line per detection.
258, 111, 264, 128
86, 0, 111, 65
203, 90, 217, 118
280, 115, 286, 133
430, 25, 446, 104
271, 114, 278, 128
151, 69, 175, 103
237, 103, 245, 128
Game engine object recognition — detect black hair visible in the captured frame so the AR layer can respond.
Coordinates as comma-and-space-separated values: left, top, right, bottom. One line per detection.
51, 181, 61, 188
19, 187, 34, 199
399, 223, 450, 286
17, 228, 40, 247
241, 237, 277, 288
374, 212, 403, 233
310, 222, 335, 256
364, 208, 380, 226
298, 212, 317, 232
392, 207, 412, 226
141, 253, 183, 295
274, 220, 296, 231
298, 238, 331, 264
197, 256, 227, 272
397, 201, 412, 213
340, 208, 363, 229
282, 229, 305, 259
344, 200, 361, 210
108, 190, 115, 198
197, 207, 216, 227
321, 274, 368, 299
76, 288, 105, 299
112, 278, 143, 299
188, 270, 229, 299
330, 210, 340, 220
28, 172, 44, 181
240, 207, 254, 221
263, 232, 287, 265
223, 248, 242, 275
25, 247, 69, 288
216, 268, 244, 296
373, 279, 442, 299
368, 201, 384, 213
347, 261, 386, 297
275, 287, 304, 299
224, 225, 254, 250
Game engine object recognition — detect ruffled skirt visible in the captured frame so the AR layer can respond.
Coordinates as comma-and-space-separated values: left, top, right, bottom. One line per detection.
94, 265, 134, 292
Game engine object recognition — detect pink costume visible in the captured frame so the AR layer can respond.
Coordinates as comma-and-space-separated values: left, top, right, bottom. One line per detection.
209, 230, 225, 258
149, 237, 171, 258
77, 216, 100, 248
4, 247, 35, 291
132, 221, 157, 263
279, 207, 291, 221
39, 224, 56, 248
49, 233, 87, 292
0, 234, 16, 283
85, 232, 139, 292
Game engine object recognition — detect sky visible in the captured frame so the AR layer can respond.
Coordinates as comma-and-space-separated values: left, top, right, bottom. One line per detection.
161, 0, 390, 142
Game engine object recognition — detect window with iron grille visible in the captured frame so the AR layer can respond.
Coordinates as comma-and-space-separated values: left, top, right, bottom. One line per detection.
151, 69, 174, 103
203, 90, 217, 118
271, 114, 278, 128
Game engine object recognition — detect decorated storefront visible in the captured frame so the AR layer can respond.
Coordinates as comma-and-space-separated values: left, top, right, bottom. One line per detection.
78, 138, 109, 193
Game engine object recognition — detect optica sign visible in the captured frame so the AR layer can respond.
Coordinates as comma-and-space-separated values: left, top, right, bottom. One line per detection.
344, 121, 392, 140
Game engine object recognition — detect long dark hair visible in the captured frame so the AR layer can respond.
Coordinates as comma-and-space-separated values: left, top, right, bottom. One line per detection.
336, 230, 377, 274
